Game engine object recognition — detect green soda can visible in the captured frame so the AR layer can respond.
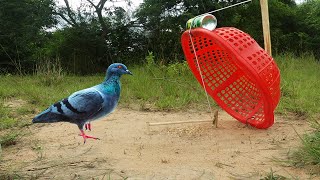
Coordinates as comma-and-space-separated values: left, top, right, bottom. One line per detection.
186, 14, 217, 31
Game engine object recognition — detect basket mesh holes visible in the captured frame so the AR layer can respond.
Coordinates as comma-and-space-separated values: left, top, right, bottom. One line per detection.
220, 76, 262, 118
182, 27, 281, 128
252, 107, 264, 122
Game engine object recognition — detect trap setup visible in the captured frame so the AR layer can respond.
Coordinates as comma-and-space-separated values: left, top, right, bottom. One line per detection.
147, 0, 281, 130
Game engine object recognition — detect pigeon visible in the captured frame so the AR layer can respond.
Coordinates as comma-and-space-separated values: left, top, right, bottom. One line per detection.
32, 63, 133, 143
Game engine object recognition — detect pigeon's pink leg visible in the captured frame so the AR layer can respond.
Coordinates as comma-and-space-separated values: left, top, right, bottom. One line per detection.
84, 123, 91, 131
79, 130, 99, 143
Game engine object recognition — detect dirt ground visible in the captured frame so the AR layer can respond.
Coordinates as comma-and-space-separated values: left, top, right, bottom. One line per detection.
0, 108, 318, 179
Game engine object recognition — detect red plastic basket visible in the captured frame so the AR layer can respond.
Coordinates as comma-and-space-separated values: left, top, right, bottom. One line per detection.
181, 27, 280, 129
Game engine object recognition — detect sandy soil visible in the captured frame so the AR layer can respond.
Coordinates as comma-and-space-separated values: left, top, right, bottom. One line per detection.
0, 108, 318, 179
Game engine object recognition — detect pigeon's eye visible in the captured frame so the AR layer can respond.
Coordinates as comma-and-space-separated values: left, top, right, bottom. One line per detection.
118, 65, 122, 69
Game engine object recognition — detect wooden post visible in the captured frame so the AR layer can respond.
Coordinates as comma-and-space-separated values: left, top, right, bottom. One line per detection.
260, 0, 272, 56
213, 110, 218, 128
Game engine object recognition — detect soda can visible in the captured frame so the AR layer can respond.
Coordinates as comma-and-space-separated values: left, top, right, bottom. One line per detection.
186, 14, 217, 31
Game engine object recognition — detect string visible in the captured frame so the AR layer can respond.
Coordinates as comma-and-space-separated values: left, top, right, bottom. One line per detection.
193, 0, 252, 19
188, 29, 214, 119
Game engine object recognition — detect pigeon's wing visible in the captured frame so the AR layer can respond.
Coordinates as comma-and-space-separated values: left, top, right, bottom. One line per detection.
32, 88, 104, 126
63, 88, 104, 120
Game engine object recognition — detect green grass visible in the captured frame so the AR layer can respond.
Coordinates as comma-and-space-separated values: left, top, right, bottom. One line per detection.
121, 62, 216, 110
274, 53, 320, 173
291, 121, 320, 174
0, 132, 19, 147
260, 168, 293, 180
275, 53, 320, 116
0, 61, 216, 112
0, 53, 319, 174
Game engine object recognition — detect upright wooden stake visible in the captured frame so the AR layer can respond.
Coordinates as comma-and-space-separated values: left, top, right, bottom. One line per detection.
260, 0, 272, 56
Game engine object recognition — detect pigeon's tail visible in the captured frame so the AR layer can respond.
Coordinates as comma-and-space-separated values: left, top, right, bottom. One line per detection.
32, 108, 68, 123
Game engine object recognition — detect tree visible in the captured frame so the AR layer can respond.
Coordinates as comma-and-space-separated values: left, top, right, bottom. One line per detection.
54, 0, 132, 39
135, 0, 306, 63
44, 0, 144, 74
295, 0, 320, 58
0, 0, 56, 74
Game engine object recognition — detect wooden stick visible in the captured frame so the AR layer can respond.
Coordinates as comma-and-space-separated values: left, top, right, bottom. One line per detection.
148, 119, 214, 126
260, 0, 272, 56
147, 110, 219, 127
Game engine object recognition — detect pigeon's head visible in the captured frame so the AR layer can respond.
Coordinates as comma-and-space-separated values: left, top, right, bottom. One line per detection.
106, 63, 133, 77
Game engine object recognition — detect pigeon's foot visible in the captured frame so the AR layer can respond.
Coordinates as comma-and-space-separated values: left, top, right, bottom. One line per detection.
79, 130, 99, 143
84, 123, 91, 131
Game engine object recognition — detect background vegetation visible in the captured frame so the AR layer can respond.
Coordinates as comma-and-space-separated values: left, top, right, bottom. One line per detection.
1, 0, 320, 74
0, 0, 319, 176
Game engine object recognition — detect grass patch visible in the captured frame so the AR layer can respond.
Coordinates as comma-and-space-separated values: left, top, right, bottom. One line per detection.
0, 100, 32, 130
275, 53, 320, 116
121, 61, 216, 111
0, 59, 216, 112
0, 75, 101, 110
291, 121, 320, 174
0, 132, 19, 147
0, 117, 18, 130
0, 172, 23, 180
274, 53, 320, 174
260, 169, 290, 180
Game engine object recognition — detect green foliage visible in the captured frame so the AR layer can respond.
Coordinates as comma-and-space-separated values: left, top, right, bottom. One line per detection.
275, 53, 320, 116
0, 60, 214, 112
0, 103, 17, 130
0, 54, 319, 113
135, 0, 188, 62
134, 0, 308, 64
2, 0, 320, 74
0, 0, 55, 74
0, 117, 18, 130
167, 61, 189, 76
260, 169, 291, 180
40, 26, 109, 74
35, 57, 64, 86
121, 61, 216, 110
146, 51, 155, 67
301, 130, 320, 164
0, 99, 32, 131
0, 173, 22, 180
292, 122, 320, 174
295, 0, 320, 59
0, 132, 19, 147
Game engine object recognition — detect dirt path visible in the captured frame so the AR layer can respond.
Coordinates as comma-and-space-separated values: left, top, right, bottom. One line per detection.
0, 108, 317, 179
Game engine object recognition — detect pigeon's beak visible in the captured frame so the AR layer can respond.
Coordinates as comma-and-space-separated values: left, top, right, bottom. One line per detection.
126, 69, 133, 75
